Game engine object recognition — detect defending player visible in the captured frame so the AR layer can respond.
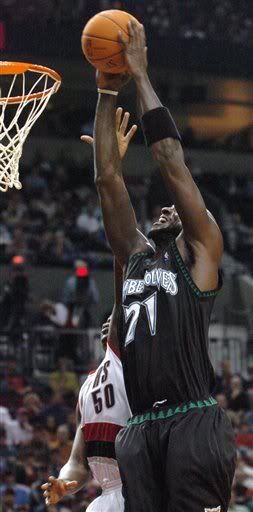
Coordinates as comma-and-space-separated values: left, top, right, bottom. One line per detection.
41, 109, 135, 511
41, 308, 130, 511
93, 22, 236, 512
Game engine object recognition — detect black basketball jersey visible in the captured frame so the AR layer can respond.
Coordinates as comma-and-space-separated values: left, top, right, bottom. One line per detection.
118, 237, 222, 415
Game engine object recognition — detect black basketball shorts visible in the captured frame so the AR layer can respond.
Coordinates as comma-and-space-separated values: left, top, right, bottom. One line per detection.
115, 398, 236, 512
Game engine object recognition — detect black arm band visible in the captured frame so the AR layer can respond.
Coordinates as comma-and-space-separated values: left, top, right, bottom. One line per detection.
141, 107, 181, 147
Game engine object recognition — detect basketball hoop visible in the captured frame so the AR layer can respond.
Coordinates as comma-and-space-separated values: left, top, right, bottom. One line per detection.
0, 61, 61, 192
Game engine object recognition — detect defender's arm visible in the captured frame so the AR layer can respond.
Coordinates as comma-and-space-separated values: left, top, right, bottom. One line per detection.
42, 406, 88, 505
58, 408, 88, 487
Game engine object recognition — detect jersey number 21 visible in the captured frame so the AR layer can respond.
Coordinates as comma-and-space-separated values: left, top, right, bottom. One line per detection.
123, 291, 157, 346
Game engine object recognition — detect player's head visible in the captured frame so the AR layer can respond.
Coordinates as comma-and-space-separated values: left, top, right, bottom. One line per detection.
100, 315, 111, 351
148, 206, 217, 245
148, 206, 182, 244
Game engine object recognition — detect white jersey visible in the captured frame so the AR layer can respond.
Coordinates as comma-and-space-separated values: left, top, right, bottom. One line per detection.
79, 343, 131, 502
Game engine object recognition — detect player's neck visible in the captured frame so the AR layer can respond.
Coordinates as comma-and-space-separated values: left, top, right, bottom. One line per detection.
150, 229, 173, 251
154, 237, 172, 254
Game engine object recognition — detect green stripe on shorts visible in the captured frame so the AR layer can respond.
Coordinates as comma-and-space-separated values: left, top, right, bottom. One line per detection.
127, 396, 217, 427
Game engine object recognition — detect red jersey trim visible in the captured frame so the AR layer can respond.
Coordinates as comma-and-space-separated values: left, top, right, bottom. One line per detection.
107, 338, 121, 359
82, 422, 123, 442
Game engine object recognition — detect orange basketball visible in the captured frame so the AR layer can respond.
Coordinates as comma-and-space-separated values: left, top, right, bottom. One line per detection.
81, 10, 139, 74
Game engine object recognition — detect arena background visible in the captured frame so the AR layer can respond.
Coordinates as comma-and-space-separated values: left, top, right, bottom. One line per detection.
0, 1, 252, 511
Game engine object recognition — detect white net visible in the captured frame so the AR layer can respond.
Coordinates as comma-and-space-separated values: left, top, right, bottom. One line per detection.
0, 66, 61, 192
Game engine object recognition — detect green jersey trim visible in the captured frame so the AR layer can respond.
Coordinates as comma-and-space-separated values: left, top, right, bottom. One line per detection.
127, 396, 217, 426
171, 240, 220, 298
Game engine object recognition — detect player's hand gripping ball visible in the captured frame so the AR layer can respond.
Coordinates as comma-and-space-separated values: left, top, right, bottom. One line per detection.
81, 9, 140, 74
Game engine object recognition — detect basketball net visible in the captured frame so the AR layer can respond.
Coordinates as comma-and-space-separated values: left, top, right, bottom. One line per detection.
0, 62, 61, 192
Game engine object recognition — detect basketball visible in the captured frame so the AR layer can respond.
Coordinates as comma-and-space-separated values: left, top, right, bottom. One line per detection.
81, 10, 139, 74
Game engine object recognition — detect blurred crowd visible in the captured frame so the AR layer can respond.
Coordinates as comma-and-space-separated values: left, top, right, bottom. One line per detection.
143, 0, 253, 44
0, 355, 252, 511
0, 155, 253, 275
1, 0, 253, 46
214, 361, 253, 512
0, 259, 99, 344
0, 159, 109, 267
0, 356, 102, 512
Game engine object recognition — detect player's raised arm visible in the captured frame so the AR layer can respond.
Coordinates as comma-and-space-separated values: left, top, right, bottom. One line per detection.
93, 72, 150, 267
120, 22, 223, 263
41, 406, 88, 505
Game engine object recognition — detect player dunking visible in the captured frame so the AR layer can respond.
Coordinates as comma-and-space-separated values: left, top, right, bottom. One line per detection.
94, 22, 236, 512
41, 109, 136, 512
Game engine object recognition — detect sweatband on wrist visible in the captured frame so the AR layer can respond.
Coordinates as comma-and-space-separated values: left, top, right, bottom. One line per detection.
141, 107, 181, 147
97, 88, 118, 96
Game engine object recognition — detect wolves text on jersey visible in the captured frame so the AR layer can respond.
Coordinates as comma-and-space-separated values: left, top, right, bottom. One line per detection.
123, 268, 178, 300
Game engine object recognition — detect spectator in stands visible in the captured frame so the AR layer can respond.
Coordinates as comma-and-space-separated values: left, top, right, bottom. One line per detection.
0, 256, 29, 332
23, 199, 48, 234
75, 193, 105, 250
23, 165, 48, 198
34, 189, 57, 222
215, 393, 228, 410
37, 230, 55, 264
41, 391, 70, 427
0, 407, 12, 428
38, 300, 69, 328
29, 463, 51, 512
62, 259, 99, 328
0, 426, 16, 473
49, 229, 75, 265
0, 220, 12, 260
17, 453, 37, 487
2, 358, 27, 396
234, 453, 253, 497
0, 469, 31, 507
228, 375, 251, 413
65, 411, 76, 441
229, 213, 252, 257
2, 192, 27, 229
6, 228, 28, 259
236, 420, 253, 451
22, 393, 43, 426
0, 487, 16, 512
49, 424, 72, 465
49, 358, 79, 396
246, 364, 253, 394
228, 488, 249, 512
22, 423, 50, 462
214, 359, 233, 395
6, 408, 33, 447
77, 193, 101, 232
44, 416, 57, 448
48, 448, 62, 478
